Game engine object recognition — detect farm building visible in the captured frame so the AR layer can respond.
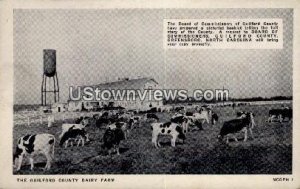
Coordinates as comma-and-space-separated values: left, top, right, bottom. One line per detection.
68, 77, 163, 111
51, 103, 67, 113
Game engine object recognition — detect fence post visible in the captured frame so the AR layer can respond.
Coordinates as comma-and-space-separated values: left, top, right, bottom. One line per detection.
27, 117, 30, 126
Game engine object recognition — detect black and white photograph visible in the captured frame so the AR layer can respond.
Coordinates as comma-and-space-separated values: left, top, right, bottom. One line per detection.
11, 8, 293, 175
1, 1, 300, 188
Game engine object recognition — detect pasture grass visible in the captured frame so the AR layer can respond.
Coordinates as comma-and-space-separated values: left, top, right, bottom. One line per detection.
13, 104, 292, 174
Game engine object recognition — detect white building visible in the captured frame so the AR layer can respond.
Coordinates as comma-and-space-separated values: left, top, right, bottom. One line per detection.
51, 103, 67, 113
68, 77, 164, 111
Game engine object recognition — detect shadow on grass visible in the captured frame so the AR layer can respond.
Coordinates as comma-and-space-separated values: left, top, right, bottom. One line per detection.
170, 144, 292, 174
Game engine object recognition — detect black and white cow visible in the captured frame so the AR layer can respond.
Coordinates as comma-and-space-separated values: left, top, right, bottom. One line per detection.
236, 111, 256, 127
236, 111, 247, 118
128, 116, 142, 128
102, 125, 125, 155
173, 112, 205, 131
218, 112, 255, 143
59, 121, 89, 141
151, 122, 186, 148
118, 112, 133, 122
107, 122, 129, 139
268, 108, 292, 122
185, 112, 194, 116
144, 113, 159, 122
174, 106, 185, 113
192, 110, 210, 124
74, 116, 91, 125
171, 114, 193, 133
59, 126, 89, 148
13, 134, 55, 171
94, 111, 121, 127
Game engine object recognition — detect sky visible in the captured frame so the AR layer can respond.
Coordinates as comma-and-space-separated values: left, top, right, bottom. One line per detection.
13, 9, 293, 104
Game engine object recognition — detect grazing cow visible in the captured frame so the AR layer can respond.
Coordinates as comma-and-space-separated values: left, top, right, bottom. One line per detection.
144, 113, 159, 122
236, 111, 247, 118
236, 111, 256, 127
200, 106, 212, 117
128, 116, 142, 128
118, 112, 133, 122
174, 106, 185, 113
171, 114, 185, 123
59, 119, 89, 140
193, 110, 210, 124
170, 114, 195, 133
185, 112, 194, 116
172, 112, 203, 131
95, 114, 117, 127
102, 126, 125, 155
13, 134, 55, 171
94, 111, 123, 127
218, 112, 255, 143
107, 122, 129, 139
59, 126, 89, 148
268, 108, 292, 122
161, 105, 172, 113
151, 122, 186, 148
74, 116, 91, 125
101, 111, 109, 118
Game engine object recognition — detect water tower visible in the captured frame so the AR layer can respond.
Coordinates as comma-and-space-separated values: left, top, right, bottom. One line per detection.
41, 49, 59, 106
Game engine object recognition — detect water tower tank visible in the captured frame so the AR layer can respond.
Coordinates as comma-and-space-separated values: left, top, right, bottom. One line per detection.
41, 49, 59, 106
43, 49, 56, 77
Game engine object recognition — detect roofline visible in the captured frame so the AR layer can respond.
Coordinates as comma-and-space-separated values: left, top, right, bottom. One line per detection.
76, 77, 158, 88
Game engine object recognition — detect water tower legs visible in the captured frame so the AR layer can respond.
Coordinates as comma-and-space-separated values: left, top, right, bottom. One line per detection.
41, 73, 59, 106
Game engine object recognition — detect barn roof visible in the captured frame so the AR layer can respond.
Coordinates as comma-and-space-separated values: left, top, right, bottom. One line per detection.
80, 77, 158, 90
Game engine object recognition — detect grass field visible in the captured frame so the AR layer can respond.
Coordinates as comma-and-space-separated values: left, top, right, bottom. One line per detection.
13, 103, 292, 174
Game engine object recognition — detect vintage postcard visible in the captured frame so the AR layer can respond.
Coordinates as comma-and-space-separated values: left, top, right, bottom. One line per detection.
0, 0, 299, 188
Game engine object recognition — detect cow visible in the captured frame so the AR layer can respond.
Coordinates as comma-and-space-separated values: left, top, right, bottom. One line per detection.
192, 109, 210, 124
185, 112, 194, 116
13, 133, 55, 171
128, 116, 142, 128
144, 113, 159, 122
101, 111, 109, 118
236, 111, 247, 118
236, 111, 256, 127
94, 111, 121, 127
218, 112, 255, 144
174, 106, 185, 113
170, 114, 194, 133
102, 126, 125, 155
172, 113, 203, 131
95, 117, 113, 127
151, 122, 186, 148
59, 126, 89, 148
268, 108, 292, 122
59, 119, 89, 141
161, 105, 172, 113
74, 116, 91, 125
107, 122, 129, 139
171, 114, 184, 123
200, 106, 212, 117
118, 112, 133, 122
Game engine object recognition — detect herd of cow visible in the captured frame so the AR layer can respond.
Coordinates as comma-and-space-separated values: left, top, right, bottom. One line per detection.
13, 104, 292, 172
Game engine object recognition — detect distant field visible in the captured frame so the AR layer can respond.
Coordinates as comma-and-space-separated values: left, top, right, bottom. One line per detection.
13, 103, 292, 174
